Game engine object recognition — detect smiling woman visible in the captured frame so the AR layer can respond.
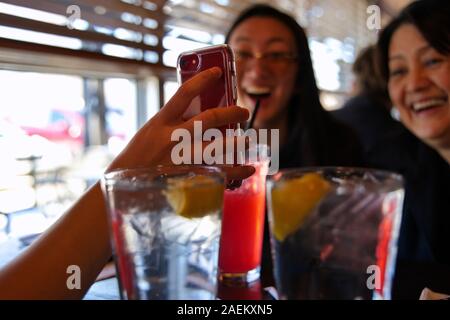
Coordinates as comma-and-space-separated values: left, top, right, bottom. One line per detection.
377, 0, 450, 159
229, 17, 298, 132
372, 0, 450, 299
387, 25, 450, 151
225, 5, 364, 167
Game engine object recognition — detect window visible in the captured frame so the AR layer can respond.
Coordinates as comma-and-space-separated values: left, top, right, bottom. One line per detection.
0, 70, 85, 157
104, 77, 137, 154
0, 70, 86, 235
0, 67, 165, 236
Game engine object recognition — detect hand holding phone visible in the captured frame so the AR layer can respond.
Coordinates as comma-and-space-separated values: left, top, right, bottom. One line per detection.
177, 44, 238, 128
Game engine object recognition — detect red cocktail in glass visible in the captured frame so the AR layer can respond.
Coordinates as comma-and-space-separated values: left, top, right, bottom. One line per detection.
219, 144, 269, 283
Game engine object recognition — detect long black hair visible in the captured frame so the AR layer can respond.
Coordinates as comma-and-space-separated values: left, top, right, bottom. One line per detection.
377, 0, 450, 84
226, 4, 362, 166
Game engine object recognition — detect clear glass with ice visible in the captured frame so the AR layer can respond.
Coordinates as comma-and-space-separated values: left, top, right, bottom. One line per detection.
267, 167, 404, 300
102, 166, 225, 300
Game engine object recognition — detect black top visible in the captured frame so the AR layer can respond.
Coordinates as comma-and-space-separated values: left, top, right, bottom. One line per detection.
332, 94, 404, 154
368, 129, 450, 299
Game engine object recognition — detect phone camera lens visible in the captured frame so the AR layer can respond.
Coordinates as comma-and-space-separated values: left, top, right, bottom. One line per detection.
180, 54, 199, 71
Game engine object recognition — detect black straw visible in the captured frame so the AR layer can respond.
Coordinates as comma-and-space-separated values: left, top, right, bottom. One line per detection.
246, 99, 260, 130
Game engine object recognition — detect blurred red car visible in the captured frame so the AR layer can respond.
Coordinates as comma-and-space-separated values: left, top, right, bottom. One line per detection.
20, 109, 84, 154
20, 108, 126, 155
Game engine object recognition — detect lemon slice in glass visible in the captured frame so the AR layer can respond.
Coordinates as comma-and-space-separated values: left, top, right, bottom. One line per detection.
271, 173, 331, 241
165, 175, 224, 219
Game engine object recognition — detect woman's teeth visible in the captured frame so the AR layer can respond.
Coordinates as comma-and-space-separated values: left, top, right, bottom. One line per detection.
246, 87, 271, 99
412, 98, 447, 111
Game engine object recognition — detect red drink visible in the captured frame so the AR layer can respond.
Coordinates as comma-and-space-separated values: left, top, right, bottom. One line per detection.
220, 190, 265, 272
219, 159, 269, 282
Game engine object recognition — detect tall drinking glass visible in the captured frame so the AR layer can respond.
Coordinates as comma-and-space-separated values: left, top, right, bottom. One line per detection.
102, 166, 225, 300
267, 167, 404, 300
218, 144, 270, 284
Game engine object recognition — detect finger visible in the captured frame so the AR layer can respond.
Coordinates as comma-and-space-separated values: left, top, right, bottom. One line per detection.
185, 106, 249, 131
160, 67, 222, 120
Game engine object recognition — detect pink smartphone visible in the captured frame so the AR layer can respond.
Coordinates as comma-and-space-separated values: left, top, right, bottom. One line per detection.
177, 44, 238, 129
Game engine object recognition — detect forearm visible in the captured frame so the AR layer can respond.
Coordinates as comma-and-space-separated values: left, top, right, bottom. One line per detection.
0, 182, 112, 299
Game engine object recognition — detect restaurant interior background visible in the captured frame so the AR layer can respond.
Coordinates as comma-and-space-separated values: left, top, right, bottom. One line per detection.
0, 0, 412, 241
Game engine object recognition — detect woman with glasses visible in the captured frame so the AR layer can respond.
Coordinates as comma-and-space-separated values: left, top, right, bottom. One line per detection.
225, 4, 364, 286
226, 4, 363, 168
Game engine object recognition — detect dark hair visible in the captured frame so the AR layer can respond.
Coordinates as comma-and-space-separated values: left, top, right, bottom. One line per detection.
353, 45, 391, 108
353, 45, 384, 94
377, 0, 450, 83
225, 4, 362, 166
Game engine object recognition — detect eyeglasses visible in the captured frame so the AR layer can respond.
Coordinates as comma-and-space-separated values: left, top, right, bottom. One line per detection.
234, 50, 298, 66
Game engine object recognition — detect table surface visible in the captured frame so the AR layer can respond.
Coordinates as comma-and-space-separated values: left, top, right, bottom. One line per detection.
84, 278, 120, 300
75, 259, 450, 300
84, 276, 277, 300
3, 235, 448, 300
